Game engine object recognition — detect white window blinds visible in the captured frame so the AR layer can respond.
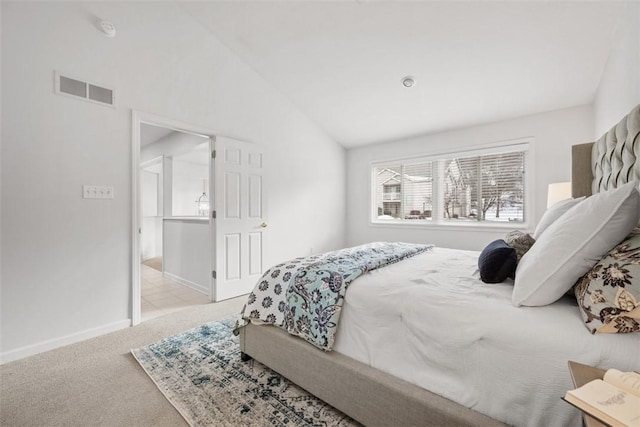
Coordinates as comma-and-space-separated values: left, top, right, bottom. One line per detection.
373, 163, 433, 221
441, 151, 526, 223
371, 142, 529, 225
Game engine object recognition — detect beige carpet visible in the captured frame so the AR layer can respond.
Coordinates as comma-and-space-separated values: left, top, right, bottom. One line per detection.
142, 256, 163, 271
0, 297, 246, 427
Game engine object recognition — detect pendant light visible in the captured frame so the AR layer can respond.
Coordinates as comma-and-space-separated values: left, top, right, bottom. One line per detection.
195, 179, 209, 216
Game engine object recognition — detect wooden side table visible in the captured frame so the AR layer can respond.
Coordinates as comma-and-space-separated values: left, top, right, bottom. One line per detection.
567, 361, 608, 427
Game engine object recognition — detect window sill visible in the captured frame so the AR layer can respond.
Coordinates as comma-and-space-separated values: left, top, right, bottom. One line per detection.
369, 220, 531, 233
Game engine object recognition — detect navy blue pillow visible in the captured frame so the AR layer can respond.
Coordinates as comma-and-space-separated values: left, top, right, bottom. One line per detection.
478, 239, 517, 283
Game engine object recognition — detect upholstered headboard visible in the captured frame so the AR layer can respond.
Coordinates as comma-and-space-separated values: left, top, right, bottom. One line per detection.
572, 104, 640, 197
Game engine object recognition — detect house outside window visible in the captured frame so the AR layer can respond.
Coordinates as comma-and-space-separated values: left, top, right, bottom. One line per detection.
371, 140, 531, 227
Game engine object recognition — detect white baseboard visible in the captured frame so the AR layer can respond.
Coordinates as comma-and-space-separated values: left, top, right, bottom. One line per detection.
0, 319, 131, 365
163, 271, 208, 295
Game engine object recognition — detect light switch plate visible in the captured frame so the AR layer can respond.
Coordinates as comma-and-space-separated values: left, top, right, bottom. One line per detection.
83, 185, 114, 199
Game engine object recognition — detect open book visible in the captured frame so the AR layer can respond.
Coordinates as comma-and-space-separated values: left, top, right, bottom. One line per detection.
564, 369, 640, 427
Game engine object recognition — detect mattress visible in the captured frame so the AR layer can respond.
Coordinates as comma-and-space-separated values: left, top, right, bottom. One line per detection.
333, 247, 640, 427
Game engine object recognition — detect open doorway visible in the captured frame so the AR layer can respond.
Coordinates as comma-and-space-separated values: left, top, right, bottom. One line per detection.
133, 114, 214, 324
132, 112, 267, 325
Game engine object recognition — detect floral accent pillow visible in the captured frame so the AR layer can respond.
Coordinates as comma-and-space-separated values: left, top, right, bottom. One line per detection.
504, 230, 536, 262
575, 228, 640, 333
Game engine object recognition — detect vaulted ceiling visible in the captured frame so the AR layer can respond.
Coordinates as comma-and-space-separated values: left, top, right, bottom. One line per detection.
181, 1, 625, 148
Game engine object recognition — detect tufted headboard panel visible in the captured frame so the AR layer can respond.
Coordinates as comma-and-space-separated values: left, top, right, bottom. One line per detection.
591, 104, 640, 193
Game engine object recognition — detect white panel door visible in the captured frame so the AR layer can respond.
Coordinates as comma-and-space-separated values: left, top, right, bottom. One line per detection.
213, 136, 266, 301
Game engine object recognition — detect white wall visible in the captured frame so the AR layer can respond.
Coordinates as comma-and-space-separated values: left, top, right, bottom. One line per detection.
141, 170, 161, 260
0, 2, 346, 361
140, 130, 207, 164
141, 217, 162, 261
141, 171, 159, 217
171, 159, 208, 217
594, 1, 640, 137
163, 219, 210, 294
346, 105, 594, 251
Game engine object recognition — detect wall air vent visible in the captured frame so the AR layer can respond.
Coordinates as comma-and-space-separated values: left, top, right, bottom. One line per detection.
55, 71, 115, 108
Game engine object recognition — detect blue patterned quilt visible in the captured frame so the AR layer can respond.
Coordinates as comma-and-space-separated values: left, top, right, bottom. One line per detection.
239, 242, 433, 351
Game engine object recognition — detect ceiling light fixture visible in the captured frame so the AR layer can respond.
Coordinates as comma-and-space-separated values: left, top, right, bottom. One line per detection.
99, 20, 117, 38
195, 179, 209, 216
401, 76, 416, 88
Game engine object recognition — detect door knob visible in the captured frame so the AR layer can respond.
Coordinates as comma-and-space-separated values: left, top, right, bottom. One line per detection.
260, 222, 268, 228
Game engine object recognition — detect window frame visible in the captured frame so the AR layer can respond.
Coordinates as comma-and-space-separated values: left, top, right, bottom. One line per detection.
369, 138, 534, 231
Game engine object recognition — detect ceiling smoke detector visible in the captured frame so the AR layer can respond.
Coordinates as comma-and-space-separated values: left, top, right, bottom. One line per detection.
99, 20, 116, 38
401, 76, 416, 88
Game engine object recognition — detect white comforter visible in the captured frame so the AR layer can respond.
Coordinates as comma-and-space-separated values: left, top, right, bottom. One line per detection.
333, 247, 640, 427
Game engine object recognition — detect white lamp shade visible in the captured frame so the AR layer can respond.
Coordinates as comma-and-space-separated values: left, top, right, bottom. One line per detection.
547, 182, 572, 208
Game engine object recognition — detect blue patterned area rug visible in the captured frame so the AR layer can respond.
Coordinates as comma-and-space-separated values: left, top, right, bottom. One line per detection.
131, 316, 358, 427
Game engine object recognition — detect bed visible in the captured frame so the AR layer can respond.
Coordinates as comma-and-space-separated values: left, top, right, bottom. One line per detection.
238, 104, 640, 427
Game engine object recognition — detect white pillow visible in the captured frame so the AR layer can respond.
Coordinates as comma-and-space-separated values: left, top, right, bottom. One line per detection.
513, 181, 640, 307
532, 197, 585, 239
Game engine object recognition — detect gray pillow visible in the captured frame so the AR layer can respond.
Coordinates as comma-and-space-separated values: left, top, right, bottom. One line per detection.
504, 230, 535, 262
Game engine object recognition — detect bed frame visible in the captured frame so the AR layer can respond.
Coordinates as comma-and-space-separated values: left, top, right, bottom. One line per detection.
239, 104, 640, 427
240, 322, 502, 426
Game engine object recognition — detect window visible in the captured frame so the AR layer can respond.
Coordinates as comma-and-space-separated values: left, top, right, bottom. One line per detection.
371, 141, 530, 226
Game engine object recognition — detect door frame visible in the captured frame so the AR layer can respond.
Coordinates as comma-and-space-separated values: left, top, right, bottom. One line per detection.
131, 110, 217, 325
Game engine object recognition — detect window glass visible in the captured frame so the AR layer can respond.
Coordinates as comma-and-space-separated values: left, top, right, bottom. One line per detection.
371, 143, 528, 226
402, 162, 433, 221
374, 165, 402, 219
441, 151, 525, 223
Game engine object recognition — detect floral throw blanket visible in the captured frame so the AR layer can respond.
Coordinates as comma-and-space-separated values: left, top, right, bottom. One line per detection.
238, 242, 433, 351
